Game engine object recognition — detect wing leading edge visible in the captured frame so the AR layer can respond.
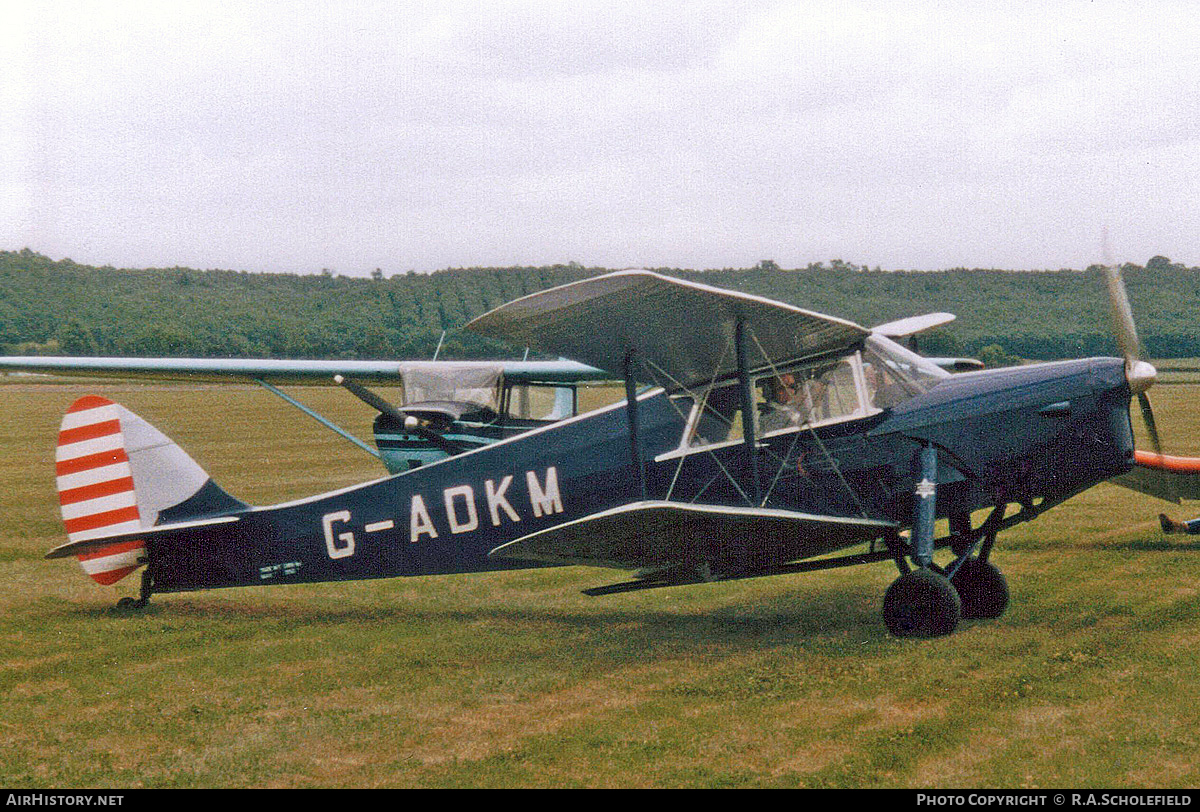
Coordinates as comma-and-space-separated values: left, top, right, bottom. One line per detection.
0, 356, 604, 385
488, 501, 897, 573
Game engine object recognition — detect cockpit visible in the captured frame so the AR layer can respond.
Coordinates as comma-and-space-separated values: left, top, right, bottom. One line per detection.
662, 335, 948, 457
398, 362, 575, 426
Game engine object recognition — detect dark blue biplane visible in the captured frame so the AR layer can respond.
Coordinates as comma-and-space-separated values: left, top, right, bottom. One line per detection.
6, 269, 1190, 637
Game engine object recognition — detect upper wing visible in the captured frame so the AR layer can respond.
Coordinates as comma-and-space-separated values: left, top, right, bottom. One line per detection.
0, 356, 604, 385
466, 270, 869, 390
1110, 450, 1200, 504
488, 500, 897, 572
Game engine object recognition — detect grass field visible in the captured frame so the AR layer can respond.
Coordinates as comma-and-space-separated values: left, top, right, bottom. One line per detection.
4, 379, 1200, 788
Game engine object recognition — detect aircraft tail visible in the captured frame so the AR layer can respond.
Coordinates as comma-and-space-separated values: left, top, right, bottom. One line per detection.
54, 395, 246, 585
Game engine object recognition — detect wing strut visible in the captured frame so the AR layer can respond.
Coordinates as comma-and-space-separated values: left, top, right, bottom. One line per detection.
735, 319, 762, 504
254, 379, 380, 458
622, 352, 647, 501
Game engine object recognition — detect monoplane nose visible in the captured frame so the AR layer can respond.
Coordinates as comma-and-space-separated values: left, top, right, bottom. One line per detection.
1127, 359, 1157, 394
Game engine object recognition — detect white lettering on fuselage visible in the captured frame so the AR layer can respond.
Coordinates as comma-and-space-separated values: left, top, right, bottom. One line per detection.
322, 511, 355, 559
320, 467, 564, 559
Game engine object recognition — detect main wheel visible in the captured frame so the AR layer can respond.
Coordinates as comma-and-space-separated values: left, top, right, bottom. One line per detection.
950, 557, 1008, 619
882, 568, 961, 638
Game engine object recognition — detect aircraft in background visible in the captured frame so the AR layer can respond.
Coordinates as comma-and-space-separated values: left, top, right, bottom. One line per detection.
0, 355, 604, 474
6, 268, 1188, 638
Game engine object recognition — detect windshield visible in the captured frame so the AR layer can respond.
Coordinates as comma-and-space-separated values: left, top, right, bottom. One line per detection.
861, 335, 947, 409
398, 363, 504, 411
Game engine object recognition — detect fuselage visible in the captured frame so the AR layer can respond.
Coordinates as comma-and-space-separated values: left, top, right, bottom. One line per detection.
146, 355, 1135, 593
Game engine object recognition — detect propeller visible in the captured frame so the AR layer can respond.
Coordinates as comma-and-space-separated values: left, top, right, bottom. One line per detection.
1102, 262, 1165, 459
334, 374, 467, 456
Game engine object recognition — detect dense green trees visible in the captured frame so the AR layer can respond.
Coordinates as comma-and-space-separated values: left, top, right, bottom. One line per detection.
3, 248, 1199, 362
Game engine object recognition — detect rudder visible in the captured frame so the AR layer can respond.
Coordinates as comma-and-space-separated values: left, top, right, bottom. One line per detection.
54, 395, 245, 585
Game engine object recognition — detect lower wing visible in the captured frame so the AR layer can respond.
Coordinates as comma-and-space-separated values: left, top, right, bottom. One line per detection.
488, 500, 897, 573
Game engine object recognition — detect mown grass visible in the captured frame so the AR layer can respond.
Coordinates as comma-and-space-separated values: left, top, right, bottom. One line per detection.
3, 380, 1200, 788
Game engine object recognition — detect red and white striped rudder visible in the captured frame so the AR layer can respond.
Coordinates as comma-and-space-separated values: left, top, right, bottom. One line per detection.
54, 395, 215, 586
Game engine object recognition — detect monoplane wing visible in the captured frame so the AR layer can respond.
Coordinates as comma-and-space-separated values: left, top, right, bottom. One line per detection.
871, 313, 983, 371
1111, 451, 1200, 504
0, 356, 603, 385
466, 270, 869, 390
871, 313, 956, 337
488, 501, 897, 571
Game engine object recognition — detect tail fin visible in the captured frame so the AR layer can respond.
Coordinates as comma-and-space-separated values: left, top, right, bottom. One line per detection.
54, 395, 245, 585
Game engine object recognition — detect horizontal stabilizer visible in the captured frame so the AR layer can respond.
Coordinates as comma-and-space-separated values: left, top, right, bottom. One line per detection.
1111, 450, 1200, 503
45, 515, 241, 560
488, 500, 896, 572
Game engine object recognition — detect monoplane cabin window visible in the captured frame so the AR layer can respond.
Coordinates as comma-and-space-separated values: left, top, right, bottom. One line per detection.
398, 362, 504, 415
503, 383, 576, 422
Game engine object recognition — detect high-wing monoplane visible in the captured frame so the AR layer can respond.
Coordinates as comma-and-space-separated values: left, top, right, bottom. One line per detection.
6, 269, 1189, 637
1, 355, 604, 473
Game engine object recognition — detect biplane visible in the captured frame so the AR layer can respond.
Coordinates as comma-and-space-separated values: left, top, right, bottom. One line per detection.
5, 269, 1191, 637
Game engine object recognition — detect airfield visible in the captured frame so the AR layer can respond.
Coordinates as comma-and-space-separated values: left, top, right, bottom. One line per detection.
4, 377, 1200, 789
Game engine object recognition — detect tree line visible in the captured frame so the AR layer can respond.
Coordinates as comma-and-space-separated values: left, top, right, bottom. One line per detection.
3, 248, 1200, 363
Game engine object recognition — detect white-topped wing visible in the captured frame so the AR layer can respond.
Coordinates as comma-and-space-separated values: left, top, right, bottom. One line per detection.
466, 271, 869, 389
872, 312, 956, 337
0, 356, 603, 385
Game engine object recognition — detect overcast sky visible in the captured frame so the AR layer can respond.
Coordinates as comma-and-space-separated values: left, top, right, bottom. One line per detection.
4, 1, 1199, 275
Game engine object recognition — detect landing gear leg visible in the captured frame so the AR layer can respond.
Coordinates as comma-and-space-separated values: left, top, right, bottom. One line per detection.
882, 445, 960, 638
947, 506, 1009, 620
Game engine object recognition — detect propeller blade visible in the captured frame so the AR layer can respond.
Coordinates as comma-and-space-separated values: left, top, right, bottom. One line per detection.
1138, 391, 1177, 502
1138, 392, 1163, 457
1103, 264, 1141, 364
334, 375, 467, 456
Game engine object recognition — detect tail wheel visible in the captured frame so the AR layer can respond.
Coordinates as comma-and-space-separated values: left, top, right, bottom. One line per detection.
950, 557, 1009, 619
882, 568, 961, 638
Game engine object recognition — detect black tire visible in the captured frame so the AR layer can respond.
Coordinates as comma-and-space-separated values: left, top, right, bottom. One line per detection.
882, 568, 961, 638
950, 557, 1008, 619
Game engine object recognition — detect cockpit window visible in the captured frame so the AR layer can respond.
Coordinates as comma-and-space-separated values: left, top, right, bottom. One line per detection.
505, 383, 576, 421
758, 358, 860, 431
679, 354, 869, 452
399, 363, 503, 411
862, 335, 946, 409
